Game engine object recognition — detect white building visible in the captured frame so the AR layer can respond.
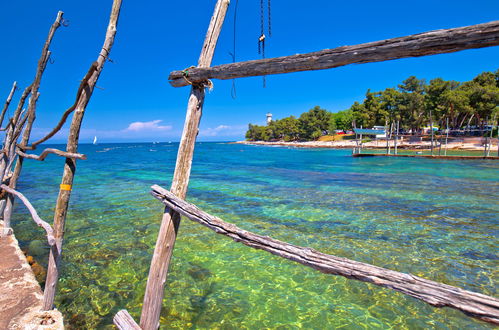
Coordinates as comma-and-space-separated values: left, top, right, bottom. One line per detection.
266, 113, 272, 125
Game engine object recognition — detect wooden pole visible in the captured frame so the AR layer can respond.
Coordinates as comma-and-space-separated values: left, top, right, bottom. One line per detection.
2, 12, 65, 225
430, 109, 434, 156
139, 1, 230, 329
359, 125, 363, 152
394, 120, 399, 155
352, 120, 358, 154
168, 20, 499, 87
486, 115, 496, 157
385, 121, 389, 154
0, 86, 31, 190
42, 0, 122, 310
0, 82, 17, 128
387, 122, 393, 155
483, 118, 488, 157
438, 128, 442, 156
151, 184, 499, 325
445, 117, 449, 156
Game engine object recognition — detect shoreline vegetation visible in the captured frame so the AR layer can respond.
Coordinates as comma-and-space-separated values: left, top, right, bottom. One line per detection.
245, 70, 499, 144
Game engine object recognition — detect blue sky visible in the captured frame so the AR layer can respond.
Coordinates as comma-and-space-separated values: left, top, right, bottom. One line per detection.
1, 0, 498, 142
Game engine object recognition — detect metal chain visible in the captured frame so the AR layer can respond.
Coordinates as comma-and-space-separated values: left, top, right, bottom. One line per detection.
231, 0, 239, 99
260, 0, 264, 36
258, 0, 264, 54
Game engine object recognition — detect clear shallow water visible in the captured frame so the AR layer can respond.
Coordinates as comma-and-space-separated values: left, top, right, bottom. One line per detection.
11, 142, 498, 329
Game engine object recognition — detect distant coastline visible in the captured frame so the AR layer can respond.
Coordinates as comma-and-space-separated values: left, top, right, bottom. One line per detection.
234, 138, 497, 151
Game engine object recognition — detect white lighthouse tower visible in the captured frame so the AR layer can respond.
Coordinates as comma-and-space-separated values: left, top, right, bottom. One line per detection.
266, 112, 273, 125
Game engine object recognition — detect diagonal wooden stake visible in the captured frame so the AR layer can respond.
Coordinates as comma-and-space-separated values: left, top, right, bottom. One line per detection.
139, 1, 230, 329
42, 0, 122, 310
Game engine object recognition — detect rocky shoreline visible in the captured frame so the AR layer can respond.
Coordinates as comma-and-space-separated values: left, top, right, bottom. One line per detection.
234, 138, 498, 151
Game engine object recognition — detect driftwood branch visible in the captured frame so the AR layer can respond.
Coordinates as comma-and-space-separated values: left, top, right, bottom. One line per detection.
19, 62, 99, 150
169, 20, 499, 87
16, 148, 86, 161
151, 184, 499, 325
0, 184, 55, 246
43, 0, 122, 311
114, 310, 141, 330
2, 11, 64, 227
13, 109, 29, 141
0, 81, 17, 128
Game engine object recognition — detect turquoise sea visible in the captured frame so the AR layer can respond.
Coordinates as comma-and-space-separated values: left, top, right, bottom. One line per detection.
11, 142, 498, 329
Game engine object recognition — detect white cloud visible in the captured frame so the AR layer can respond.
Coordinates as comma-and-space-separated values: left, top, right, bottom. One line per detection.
125, 120, 172, 132
199, 124, 246, 137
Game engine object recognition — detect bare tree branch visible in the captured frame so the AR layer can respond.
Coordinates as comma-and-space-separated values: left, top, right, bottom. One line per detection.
16, 148, 86, 161
18, 62, 99, 150
0, 184, 55, 246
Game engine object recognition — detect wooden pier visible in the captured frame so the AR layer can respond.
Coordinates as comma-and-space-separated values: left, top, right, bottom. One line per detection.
352, 153, 499, 160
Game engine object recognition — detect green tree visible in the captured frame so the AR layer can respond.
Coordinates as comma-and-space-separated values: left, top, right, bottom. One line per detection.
380, 88, 402, 123
331, 109, 353, 131
398, 76, 426, 133
245, 124, 271, 141
462, 72, 499, 125
350, 101, 369, 128
298, 106, 332, 140
271, 116, 300, 141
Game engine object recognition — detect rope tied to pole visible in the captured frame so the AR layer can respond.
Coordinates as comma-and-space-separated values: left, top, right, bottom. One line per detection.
180, 66, 213, 91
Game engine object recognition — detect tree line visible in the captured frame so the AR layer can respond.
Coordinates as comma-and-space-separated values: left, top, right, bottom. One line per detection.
246, 69, 499, 141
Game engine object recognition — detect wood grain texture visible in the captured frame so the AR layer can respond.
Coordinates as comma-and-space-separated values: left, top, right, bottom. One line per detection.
114, 310, 141, 330
42, 0, 122, 310
138, 1, 230, 329
169, 20, 499, 87
151, 184, 499, 325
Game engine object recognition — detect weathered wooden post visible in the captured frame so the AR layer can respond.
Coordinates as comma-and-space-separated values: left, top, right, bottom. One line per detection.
0, 82, 17, 128
385, 121, 389, 154
429, 109, 434, 156
394, 120, 399, 155
1, 11, 64, 225
42, 0, 122, 310
486, 115, 496, 157
139, 1, 230, 329
444, 117, 449, 156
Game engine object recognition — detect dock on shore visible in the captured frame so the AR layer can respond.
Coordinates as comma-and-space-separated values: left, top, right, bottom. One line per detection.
352, 153, 499, 160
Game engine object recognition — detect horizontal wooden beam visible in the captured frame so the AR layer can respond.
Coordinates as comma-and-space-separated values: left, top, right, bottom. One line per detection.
169, 20, 499, 87
151, 184, 499, 324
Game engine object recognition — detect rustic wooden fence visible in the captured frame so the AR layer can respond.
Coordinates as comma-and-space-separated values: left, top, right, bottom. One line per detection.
114, 0, 499, 329
0, 0, 122, 318
2, 0, 498, 328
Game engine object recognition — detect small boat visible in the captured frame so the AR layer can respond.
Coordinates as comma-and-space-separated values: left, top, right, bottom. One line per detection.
93, 136, 98, 145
